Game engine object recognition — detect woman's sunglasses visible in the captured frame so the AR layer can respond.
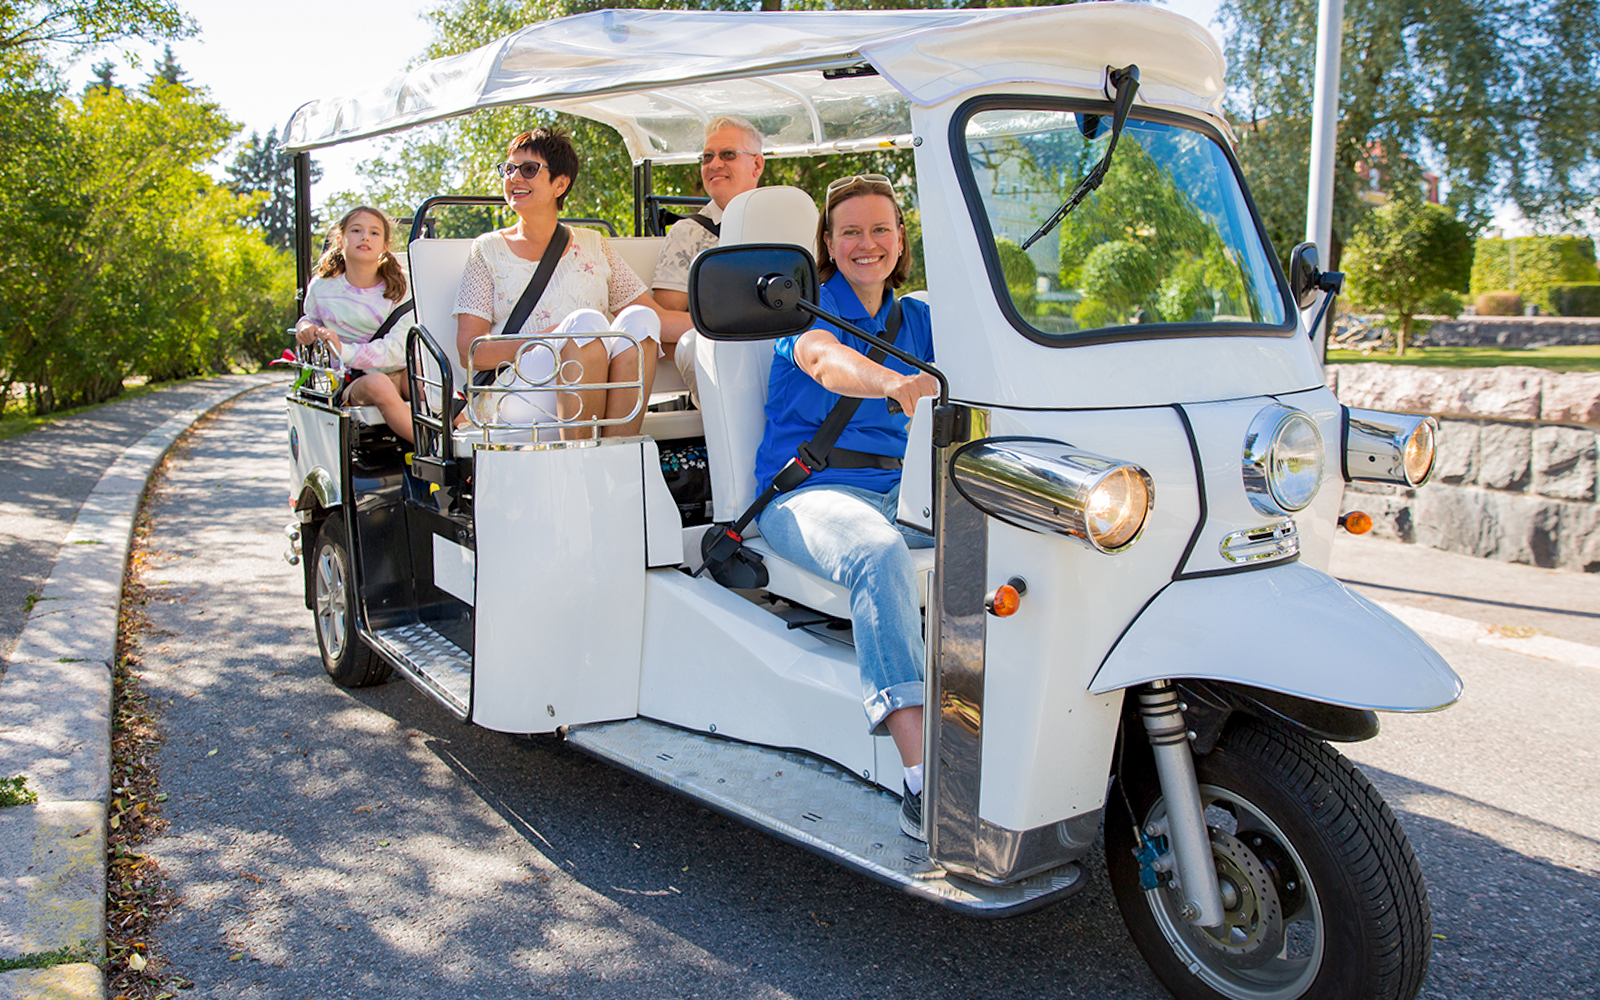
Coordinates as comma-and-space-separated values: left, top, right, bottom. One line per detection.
497, 161, 546, 180
825, 173, 895, 197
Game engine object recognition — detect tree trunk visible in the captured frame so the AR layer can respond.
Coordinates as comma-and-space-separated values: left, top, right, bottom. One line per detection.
1396, 314, 1411, 357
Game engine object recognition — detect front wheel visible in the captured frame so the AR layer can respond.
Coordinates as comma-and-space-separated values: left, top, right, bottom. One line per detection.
311, 513, 390, 688
1106, 718, 1431, 1000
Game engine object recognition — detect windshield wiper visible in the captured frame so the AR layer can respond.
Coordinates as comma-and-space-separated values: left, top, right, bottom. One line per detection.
1019, 64, 1141, 252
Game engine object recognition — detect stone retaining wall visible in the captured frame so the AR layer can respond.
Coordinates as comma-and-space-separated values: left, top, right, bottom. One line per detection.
1328, 365, 1600, 573
1416, 315, 1600, 348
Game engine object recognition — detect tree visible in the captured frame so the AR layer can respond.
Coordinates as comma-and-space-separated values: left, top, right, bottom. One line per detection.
0, 0, 192, 52
1343, 200, 1472, 356
1222, 0, 1600, 259
146, 43, 186, 89
228, 127, 319, 251
85, 59, 117, 94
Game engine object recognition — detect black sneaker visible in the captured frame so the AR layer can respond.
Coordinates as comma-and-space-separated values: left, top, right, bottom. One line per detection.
900, 783, 925, 842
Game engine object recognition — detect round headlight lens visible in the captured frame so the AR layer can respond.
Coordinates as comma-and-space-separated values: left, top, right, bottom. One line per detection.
1402, 420, 1435, 486
1267, 411, 1324, 512
1085, 465, 1152, 551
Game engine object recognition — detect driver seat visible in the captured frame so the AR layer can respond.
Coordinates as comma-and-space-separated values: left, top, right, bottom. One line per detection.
694, 187, 935, 620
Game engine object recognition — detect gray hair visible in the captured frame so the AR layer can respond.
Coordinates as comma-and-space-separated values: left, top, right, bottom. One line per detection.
704, 115, 764, 154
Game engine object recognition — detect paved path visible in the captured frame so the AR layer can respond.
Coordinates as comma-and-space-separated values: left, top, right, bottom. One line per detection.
112, 392, 1600, 999
0, 376, 281, 1000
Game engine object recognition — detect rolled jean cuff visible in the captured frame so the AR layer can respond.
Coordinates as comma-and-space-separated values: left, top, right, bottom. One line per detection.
866, 680, 925, 737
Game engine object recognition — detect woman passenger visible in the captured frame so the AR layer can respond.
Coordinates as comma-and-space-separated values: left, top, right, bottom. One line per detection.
453, 126, 689, 437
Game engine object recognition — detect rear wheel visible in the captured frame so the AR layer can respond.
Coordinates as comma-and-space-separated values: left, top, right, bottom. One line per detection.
311, 513, 390, 688
1106, 718, 1430, 1000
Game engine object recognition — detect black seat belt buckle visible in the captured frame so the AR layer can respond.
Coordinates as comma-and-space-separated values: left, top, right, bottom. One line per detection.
702, 523, 745, 564
772, 456, 813, 492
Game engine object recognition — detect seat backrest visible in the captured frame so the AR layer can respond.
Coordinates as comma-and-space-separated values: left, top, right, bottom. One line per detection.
694, 186, 820, 520
607, 236, 665, 290
407, 238, 476, 396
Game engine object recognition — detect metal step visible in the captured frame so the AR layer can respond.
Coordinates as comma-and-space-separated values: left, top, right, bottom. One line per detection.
566, 718, 1085, 916
369, 622, 472, 717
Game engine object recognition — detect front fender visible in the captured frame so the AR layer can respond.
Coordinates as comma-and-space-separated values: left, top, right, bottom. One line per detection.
1090, 561, 1462, 712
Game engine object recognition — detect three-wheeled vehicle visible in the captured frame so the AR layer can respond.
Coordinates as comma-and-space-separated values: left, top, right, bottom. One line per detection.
279, 7, 1461, 998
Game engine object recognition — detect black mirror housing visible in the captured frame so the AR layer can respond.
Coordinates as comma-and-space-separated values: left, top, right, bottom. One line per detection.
688, 244, 819, 342
1288, 242, 1321, 310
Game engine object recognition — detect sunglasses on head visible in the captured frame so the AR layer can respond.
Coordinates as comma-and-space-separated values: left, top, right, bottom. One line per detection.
497, 160, 546, 180
700, 148, 759, 165
825, 173, 894, 197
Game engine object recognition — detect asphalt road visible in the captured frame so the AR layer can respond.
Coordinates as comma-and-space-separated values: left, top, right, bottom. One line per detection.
130, 385, 1599, 999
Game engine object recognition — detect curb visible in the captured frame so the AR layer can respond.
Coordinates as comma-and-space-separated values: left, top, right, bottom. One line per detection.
0, 376, 282, 1000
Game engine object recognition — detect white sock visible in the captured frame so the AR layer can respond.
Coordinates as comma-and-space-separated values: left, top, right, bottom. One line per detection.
904, 763, 923, 796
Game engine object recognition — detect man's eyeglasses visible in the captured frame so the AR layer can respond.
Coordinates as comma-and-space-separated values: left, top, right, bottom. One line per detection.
825, 173, 895, 197
700, 149, 759, 165
497, 161, 546, 180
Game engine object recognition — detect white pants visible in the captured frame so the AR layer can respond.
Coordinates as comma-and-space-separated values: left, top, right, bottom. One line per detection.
496, 305, 660, 427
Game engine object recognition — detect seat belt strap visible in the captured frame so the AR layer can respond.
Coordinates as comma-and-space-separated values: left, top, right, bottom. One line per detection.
471, 224, 570, 387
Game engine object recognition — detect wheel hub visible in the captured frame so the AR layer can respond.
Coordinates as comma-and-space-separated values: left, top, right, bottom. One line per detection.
1190, 828, 1284, 968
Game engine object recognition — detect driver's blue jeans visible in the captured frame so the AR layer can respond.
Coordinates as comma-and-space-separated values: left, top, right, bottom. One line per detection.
757, 481, 934, 735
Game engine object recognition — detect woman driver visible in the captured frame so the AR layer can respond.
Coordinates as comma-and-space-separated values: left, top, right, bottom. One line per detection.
751, 173, 939, 840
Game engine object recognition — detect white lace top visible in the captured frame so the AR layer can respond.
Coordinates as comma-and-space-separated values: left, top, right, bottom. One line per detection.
452, 225, 647, 336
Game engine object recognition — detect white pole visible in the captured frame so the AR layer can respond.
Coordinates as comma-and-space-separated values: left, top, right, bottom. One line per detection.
1305, 0, 1344, 359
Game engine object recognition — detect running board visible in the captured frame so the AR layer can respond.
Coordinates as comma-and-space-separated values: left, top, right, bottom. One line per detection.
565, 719, 1085, 916
368, 622, 472, 720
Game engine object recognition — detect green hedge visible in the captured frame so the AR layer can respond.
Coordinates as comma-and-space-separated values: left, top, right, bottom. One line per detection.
1470, 236, 1600, 314
1547, 283, 1600, 317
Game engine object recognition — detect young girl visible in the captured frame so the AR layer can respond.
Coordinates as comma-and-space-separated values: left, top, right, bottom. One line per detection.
295, 206, 416, 441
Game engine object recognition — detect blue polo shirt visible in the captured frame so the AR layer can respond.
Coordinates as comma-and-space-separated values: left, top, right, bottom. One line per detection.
752, 271, 935, 496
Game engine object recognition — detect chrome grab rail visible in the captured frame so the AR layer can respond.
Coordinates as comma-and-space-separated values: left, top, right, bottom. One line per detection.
276, 337, 346, 402
462, 332, 646, 440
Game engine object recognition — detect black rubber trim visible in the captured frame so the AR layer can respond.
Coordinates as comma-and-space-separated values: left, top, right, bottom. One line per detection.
1172, 551, 1301, 581
948, 93, 1297, 350
1094, 583, 1171, 682
1339, 405, 1352, 483
1170, 404, 1206, 580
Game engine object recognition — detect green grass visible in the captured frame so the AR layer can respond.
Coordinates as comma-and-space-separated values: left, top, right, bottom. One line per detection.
0, 375, 216, 442
0, 941, 98, 972
0, 775, 38, 807
1326, 345, 1600, 372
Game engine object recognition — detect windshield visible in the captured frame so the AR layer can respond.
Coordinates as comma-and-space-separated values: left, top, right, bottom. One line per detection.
959, 104, 1289, 342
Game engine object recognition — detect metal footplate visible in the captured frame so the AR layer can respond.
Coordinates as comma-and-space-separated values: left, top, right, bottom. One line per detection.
566, 718, 1085, 916
369, 622, 472, 718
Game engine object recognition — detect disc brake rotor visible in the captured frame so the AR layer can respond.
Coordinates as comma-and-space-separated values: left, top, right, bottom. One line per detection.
1188, 828, 1285, 968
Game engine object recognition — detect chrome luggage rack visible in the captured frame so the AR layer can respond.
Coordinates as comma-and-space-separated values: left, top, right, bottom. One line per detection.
457, 331, 647, 443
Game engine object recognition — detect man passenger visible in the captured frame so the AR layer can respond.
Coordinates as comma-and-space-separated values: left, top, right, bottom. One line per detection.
650, 115, 766, 404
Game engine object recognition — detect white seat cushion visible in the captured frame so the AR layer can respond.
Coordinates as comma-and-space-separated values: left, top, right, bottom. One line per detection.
745, 539, 935, 619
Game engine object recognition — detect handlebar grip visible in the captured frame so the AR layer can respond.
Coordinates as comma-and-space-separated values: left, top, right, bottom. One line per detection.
886, 398, 903, 416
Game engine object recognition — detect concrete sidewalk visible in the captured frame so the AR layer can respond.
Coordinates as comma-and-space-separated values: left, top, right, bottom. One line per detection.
0, 375, 283, 999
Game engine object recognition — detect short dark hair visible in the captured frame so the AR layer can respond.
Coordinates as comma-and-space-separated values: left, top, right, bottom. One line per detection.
816, 178, 912, 290
507, 127, 579, 209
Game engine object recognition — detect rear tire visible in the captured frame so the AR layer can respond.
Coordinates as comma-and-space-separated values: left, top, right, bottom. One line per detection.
1105, 717, 1430, 1000
311, 512, 390, 688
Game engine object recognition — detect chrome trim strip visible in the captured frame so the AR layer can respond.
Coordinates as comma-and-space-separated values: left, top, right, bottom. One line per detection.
928, 405, 989, 877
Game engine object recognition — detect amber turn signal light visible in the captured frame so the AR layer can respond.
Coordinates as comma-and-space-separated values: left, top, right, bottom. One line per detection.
1339, 511, 1373, 535
985, 576, 1028, 617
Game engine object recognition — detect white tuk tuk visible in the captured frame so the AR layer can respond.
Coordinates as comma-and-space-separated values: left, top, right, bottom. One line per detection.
279, 7, 1461, 999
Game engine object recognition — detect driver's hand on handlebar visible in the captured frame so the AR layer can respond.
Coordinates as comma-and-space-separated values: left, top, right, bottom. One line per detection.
886, 372, 940, 418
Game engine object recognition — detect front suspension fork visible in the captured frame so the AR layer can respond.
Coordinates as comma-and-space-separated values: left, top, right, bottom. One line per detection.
1138, 680, 1224, 927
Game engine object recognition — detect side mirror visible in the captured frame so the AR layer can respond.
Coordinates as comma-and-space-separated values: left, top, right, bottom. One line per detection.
688, 244, 818, 341
1289, 242, 1321, 310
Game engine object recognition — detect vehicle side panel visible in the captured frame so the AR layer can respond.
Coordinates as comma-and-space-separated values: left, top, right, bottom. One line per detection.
472, 442, 646, 733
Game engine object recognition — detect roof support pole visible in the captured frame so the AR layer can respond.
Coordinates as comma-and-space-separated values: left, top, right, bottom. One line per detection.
1304, 0, 1344, 361
294, 151, 314, 319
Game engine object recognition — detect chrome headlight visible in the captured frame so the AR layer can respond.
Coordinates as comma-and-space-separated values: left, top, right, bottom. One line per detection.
1344, 408, 1437, 487
952, 439, 1154, 554
1242, 406, 1324, 515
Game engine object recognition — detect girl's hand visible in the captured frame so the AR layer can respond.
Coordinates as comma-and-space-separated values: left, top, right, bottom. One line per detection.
294, 323, 321, 346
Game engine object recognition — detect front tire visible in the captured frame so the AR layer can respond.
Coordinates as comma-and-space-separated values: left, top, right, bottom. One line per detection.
1106, 717, 1430, 1000
311, 513, 390, 688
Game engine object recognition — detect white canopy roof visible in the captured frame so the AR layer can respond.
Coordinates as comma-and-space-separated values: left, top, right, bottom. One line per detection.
283, 4, 1226, 162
